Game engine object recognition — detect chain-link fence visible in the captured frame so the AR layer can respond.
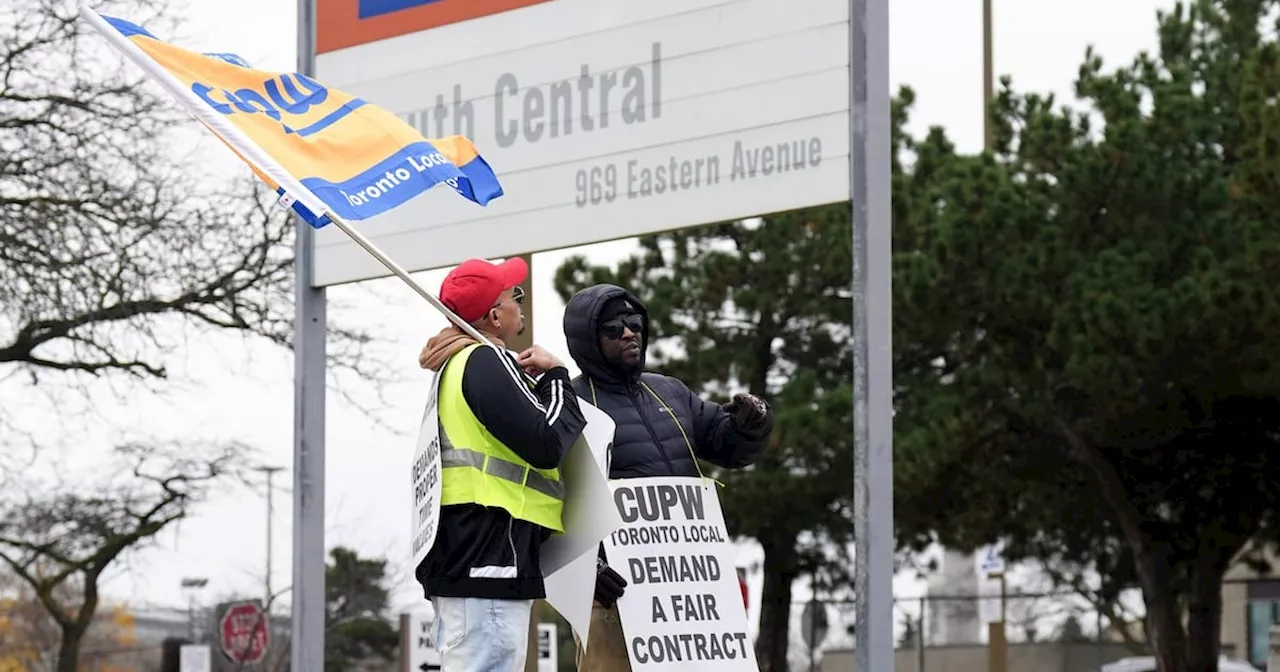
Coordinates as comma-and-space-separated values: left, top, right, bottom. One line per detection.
787, 590, 1152, 672
899, 589, 1112, 647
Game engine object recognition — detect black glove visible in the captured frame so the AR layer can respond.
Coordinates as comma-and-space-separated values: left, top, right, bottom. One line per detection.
594, 555, 627, 608
723, 393, 769, 430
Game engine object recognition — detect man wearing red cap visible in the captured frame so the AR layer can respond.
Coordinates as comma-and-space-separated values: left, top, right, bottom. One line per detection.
415, 257, 587, 671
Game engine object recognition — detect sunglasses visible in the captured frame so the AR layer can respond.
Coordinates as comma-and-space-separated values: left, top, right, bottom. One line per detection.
491, 285, 525, 309
599, 315, 644, 340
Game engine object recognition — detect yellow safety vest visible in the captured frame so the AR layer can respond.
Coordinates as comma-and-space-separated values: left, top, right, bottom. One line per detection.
438, 344, 566, 533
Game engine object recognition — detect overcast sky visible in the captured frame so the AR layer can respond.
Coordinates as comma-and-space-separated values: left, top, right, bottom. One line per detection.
5, 0, 1181, 642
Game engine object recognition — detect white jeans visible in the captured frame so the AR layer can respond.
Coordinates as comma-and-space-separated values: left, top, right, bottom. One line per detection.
432, 596, 534, 672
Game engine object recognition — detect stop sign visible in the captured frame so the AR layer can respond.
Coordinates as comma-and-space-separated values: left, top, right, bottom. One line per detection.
219, 602, 269, 664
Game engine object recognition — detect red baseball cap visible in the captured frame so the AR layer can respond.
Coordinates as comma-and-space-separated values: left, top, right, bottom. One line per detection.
439, 257, 529, 323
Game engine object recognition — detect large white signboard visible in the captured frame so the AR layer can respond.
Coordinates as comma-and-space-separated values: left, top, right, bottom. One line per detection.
312, 0, 849, 286
601, 477, 756, 671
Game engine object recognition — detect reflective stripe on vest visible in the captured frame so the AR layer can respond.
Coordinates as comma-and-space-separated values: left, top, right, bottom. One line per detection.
438, 443, 566, 501
437, 343, 565, 532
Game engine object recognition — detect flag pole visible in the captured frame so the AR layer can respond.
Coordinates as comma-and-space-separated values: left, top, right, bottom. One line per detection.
326, 217, 492, 346
78, 4, 494, 348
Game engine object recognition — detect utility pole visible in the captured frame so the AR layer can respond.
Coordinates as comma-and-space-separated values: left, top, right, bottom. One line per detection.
180, 577, 209, 640
983, 0, 994, 150
258, 465, 285, 610
917, 596, 926, 672
981, 6, 1002, 668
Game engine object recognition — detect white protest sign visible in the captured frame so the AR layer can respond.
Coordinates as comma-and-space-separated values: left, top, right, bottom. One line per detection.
541, 401, 624, 647
602, 476, 757, 671
409, 372, 444, 571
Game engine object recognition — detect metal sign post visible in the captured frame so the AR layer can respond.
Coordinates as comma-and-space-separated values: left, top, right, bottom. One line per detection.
849, 0, 893, 669
292, 1, 326, 671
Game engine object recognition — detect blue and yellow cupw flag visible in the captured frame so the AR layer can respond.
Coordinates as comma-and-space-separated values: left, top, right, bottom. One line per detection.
80, 7, 502, 227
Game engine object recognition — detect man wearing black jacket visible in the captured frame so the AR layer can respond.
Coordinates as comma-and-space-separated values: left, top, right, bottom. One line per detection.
416, 257, 587, 671
562, 283, 774, 671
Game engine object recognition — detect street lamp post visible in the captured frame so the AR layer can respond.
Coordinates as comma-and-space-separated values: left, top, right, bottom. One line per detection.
179, 577, 209, 641
257, 465, 285, 610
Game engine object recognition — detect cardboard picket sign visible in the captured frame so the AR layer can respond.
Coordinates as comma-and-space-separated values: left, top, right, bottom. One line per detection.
409, 371, 445, 572
602, 476, 758, 671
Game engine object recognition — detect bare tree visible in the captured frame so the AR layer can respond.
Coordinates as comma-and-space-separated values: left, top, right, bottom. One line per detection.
0, 570, 148, 671
0, 441, 249, 672
0, 0, 413, 667
1037, 558, 1148, 654
0, 0, 384, 435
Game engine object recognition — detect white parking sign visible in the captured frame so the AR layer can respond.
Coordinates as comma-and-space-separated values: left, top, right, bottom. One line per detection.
406, 612, 442, 672
977, 543, 1006, 575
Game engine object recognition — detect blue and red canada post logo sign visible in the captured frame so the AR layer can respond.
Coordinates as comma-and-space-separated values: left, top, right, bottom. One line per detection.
318, 0, 554, 53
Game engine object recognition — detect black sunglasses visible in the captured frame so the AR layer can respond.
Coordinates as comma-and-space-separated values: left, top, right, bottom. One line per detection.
492, 285, 525, 309
599, 315, 644, 340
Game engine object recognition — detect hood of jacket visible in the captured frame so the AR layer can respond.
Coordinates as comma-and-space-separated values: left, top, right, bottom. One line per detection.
418, 325, 505, 371
563, 283, 650, 389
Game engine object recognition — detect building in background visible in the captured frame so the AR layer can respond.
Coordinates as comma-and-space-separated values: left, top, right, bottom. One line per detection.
925, 549, 980, 646
131, 609, 193, 646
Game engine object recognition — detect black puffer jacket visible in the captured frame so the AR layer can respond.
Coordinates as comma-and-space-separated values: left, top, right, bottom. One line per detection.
563, 284, 771, 477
